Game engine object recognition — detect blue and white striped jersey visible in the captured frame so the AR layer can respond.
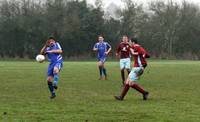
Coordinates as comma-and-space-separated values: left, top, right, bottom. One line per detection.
93, 42, 111, 58
46, 42, 63, 63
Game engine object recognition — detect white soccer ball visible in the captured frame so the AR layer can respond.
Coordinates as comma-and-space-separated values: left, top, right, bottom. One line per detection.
36, 54, 45, 63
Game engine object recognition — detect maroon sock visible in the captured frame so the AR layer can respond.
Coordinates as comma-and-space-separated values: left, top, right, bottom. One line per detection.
120, 84, 130, 99
130, 83, 145, 94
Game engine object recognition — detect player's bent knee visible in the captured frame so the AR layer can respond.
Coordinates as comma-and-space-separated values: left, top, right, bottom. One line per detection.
53, 67, 59, 74
53, 70, 59, 74
47, 80, 52, 83
125, 79, 130, 84
129, 81, 135, 86
125, 82, 129, 85
47, 76, 53, 82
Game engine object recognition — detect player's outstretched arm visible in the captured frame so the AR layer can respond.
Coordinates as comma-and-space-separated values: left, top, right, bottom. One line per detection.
46, 50, 63, 54
40, 40, 50, 55
130, 48, 138, 55
40, 45, 47, 55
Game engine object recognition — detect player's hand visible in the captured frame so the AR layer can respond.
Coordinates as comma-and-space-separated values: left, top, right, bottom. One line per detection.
116, 53, 120, 58
93, 48, 98, 51
105, 51, 109, 55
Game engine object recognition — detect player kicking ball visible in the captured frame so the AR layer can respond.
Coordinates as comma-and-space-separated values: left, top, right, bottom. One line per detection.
40, 37, 63, 99
115, 38, 150, 101
93, 35, 112, 80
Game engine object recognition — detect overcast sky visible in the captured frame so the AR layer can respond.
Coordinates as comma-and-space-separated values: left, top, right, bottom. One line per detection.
86, 0, 200, 8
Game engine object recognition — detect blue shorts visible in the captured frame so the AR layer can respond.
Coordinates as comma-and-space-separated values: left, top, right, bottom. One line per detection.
129, 67, 144, 82
98, 57, 106, 63
47, 62, 63, 76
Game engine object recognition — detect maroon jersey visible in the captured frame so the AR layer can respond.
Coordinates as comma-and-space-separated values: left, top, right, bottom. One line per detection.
116, 42, 131, 59
132, 44, 150, 68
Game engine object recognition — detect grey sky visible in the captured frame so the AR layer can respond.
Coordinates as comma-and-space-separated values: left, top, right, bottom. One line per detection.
86, 0, 200, 8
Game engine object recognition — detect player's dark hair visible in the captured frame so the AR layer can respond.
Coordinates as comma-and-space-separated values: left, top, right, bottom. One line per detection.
123, 35, 128, 38
48, 36, 56, 41
98, 35, 104, 38
131, 38, 138, 44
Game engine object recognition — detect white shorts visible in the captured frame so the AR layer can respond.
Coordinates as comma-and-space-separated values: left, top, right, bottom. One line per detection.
120, 58, 131, 70
129, 67, 144, 82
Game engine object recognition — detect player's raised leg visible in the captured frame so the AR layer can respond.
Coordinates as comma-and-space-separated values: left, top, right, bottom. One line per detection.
129, 82, 149, 100
128, 68, 149, 100
53, 63, 63, 89
53, 67, 59, 89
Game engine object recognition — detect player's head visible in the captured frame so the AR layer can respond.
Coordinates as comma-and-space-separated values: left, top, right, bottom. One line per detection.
47, 37, 56, 46
122, 35, 129, 43
98, 35, 104, 43
131, 38, 138, 45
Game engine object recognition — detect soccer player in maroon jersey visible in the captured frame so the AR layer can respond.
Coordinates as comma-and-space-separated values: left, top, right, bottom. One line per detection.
116, 35, 131, 85
114, 38, 150, 100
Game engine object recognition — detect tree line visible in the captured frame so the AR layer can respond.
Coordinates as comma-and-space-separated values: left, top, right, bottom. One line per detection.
0, 0, 200, 60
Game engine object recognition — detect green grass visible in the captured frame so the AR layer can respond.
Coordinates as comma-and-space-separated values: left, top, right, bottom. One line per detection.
0, 60, 200, 122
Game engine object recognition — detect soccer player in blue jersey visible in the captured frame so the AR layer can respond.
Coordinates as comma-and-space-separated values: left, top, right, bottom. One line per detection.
93, 35, 112, 80
40, 37, 63, 99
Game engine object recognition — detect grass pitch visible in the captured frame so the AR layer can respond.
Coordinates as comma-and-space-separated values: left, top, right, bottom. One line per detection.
0, 61, 200, 122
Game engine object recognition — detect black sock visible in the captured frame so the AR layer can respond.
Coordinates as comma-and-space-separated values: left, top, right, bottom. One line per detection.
48, 82, 55, 96
99, 66, 103, 77
103, 68, 107, 76
121, 70, 125, 84
127, 69, 130, 74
